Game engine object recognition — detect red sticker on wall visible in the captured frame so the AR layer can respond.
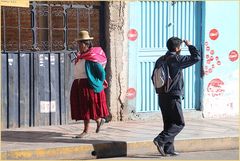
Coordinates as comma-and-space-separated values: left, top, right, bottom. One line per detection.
126, 88, 136, 99
217, 60, 221, 65
210, 50, 214, 55
209, 29, 219, 40
128, 29, 138, 41
229, 50, 239, 62
207, 78, 225, 97
206, 54, 209, 59
206, 46, 210, 51
210, 56, 214, 61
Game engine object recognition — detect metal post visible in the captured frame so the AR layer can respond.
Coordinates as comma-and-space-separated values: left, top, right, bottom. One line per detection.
18, 8, 21, 127
49, 5, 52, 52
3, 7, 6, 51
63, 5, 68, 50
32, 2, 37, 49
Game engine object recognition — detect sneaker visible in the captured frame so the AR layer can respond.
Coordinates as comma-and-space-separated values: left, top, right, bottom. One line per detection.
153, 139, 166, 156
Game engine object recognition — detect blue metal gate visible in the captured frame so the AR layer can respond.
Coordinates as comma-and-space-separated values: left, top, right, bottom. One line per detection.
128, 1, 203, 112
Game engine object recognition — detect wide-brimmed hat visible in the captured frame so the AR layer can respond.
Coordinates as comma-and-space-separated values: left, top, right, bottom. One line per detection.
75, 30, 94, 41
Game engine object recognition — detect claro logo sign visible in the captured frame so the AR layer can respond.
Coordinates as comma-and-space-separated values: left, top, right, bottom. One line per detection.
229, 50, 239, 62
209, 29, 219, 40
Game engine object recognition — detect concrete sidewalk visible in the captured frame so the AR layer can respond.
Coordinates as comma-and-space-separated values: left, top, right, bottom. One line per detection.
1, 116, 239, 160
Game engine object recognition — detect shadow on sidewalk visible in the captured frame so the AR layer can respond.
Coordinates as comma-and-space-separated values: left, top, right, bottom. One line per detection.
1, 130, 127, 159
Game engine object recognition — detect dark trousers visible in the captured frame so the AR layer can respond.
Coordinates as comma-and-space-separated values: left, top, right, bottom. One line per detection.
156, 94, 185, 153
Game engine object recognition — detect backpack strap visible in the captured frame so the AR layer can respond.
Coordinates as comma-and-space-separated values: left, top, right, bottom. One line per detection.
165, 55, 180, 92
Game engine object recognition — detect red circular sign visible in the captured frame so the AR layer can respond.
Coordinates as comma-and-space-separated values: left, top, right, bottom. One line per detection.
126, 88, 136, 99
215, 56, 219, 61
209, 29, 219, 40
229, 50, 239, 62
128, 29, 138, 41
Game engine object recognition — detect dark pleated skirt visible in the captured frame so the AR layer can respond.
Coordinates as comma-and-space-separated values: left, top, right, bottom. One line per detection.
70, 79, 109, 120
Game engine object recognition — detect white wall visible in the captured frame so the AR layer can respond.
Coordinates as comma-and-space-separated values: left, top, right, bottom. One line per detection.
202, 1, 239, 117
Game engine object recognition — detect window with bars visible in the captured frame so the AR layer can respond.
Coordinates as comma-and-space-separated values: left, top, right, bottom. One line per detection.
1, 1, 103, 52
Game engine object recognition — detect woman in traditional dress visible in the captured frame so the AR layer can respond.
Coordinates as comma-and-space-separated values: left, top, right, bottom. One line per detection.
70, 30, 109, 138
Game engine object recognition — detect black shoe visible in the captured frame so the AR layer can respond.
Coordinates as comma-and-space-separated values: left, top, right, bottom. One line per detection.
165, 151, 179, 156
153, 139, 166, 156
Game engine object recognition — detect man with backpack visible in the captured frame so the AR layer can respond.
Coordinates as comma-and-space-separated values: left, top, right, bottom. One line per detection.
152, 37, 201, 156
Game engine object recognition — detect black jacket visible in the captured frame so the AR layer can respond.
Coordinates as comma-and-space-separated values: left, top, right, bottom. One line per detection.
163, 45, 201, 96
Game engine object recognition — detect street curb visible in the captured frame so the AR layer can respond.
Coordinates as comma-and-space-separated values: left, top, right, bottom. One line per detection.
1, 137, 239, 160
1, 144, 96, 160
127, 137, 239, 156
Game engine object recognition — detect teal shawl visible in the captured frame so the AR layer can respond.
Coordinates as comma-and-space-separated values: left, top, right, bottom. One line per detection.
85, 60, 106, 93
